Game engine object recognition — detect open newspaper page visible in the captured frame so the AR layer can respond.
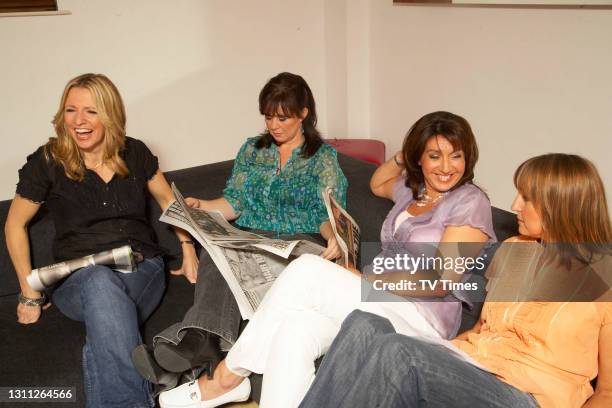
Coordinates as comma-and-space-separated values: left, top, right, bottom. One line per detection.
162, 183, 301, 257
159, 183, 325, 318
203, 245, 292, 319
323, 187, 361, 270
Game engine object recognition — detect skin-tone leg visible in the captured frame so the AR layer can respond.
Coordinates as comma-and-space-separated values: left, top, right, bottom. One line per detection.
197, 360, 244, 400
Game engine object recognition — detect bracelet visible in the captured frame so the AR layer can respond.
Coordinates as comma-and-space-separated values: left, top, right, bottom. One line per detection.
393, 154, 403, 166
180, 240, 195, 246
18, 292, 47, 307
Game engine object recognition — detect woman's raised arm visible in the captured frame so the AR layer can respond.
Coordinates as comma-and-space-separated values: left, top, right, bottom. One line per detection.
370, 151, 403, 200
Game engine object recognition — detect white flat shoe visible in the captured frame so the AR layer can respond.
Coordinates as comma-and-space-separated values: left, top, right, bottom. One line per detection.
159, 378, 251, 408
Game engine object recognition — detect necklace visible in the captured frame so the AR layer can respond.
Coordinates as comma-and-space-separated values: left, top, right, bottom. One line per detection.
415, 190, 446, 207
85, 160, 105, 170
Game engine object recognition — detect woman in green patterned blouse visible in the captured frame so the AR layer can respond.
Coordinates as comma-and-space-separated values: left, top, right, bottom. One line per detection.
133, 72, 348, 390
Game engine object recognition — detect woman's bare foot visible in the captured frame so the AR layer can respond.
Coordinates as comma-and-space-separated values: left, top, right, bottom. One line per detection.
197, 360, 244, 401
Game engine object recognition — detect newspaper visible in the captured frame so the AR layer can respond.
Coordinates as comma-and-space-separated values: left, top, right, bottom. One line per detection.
323, 187, 361, 270
27, 245, 141, 291
160, 184, 325, 319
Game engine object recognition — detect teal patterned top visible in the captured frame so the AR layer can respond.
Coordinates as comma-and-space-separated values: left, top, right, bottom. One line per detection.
223, 136, 348, 234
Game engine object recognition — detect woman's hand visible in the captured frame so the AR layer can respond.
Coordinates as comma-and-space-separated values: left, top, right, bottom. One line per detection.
184, 196, 239, 221
320, 235, 342, 260
319, 221, 341, 260
184, 197, 201, 209
147, 171, 202, 284
170, 244, 199, 284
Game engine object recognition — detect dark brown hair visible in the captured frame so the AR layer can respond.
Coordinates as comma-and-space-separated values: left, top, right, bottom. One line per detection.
401, 111, 478, 197
256, 72, 323, 158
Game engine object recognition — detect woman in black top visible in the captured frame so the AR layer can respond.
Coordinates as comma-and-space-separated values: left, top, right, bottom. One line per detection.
5, 73, 198, 408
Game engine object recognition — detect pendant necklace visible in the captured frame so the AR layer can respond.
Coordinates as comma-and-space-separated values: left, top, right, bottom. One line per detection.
415, 190, 446, 207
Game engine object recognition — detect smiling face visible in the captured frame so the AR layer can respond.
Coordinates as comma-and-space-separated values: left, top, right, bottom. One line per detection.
63, 87, 105, 154
264, 107, 307, 148
419, 135, 465, 196
511, 192, 544, 239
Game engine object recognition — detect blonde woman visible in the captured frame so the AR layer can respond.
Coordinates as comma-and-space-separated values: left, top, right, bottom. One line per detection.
5, 73, 197, 408
299, 153, 612, 408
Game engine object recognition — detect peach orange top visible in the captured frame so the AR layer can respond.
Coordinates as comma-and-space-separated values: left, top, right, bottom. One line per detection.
452, 240, 612, 408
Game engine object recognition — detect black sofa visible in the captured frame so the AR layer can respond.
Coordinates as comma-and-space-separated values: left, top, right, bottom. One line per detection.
0, 154, 517, 407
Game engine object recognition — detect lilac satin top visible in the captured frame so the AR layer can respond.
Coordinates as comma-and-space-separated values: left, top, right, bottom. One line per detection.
377, 177, 497, 339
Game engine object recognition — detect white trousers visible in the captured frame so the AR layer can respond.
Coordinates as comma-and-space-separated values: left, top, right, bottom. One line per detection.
225, 254, 441, 408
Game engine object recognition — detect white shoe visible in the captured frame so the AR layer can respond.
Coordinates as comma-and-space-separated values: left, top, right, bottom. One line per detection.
159, 378, 251, 408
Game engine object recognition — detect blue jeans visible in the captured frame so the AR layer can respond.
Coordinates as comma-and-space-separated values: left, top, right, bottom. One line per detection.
299, 310, 540, 408
52, 257, 165, 408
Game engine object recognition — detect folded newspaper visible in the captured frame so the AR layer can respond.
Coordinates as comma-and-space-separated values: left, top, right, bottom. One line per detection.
27, 245, 141, 291
323, 187, 361, 270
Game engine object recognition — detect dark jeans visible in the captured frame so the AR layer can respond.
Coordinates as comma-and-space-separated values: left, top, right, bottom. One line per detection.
154, 248, 242, 349
154, 231, 324, 350
53, 256, 165, 408
299, 310, 540, 408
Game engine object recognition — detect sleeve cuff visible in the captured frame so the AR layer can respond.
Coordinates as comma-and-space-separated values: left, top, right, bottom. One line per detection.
16, 183, 47, 203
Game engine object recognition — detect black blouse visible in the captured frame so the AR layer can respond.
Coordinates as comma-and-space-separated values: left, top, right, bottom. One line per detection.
16, 137, 164, 262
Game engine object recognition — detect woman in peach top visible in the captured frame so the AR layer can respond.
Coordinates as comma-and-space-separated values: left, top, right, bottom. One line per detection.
298, 153, 612, 408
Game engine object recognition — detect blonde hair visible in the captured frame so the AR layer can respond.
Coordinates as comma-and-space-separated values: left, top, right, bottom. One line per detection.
514, 153, 611, 245
46, 73, 129, 180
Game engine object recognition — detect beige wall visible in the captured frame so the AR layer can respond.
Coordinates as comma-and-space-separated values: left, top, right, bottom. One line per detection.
0, 0, 330, 199
1, 0, 611, 214
369, 2, 612, 211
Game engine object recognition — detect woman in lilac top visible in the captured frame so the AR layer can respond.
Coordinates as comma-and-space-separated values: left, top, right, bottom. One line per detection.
371, 177, 496, 339
159, 111, 496, 408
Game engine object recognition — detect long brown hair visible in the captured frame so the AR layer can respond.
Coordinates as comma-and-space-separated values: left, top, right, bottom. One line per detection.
514, 153, 611, 245
401, 111, 479, 197
46, 73, 129, 181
